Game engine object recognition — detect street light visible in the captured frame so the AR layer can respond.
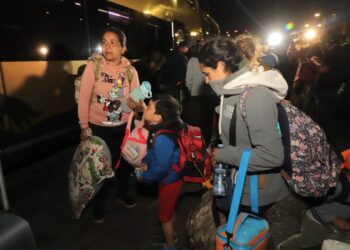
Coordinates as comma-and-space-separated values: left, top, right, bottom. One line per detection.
268, 32, 283, 46
314, 12, 320, 17
305, 29, 317, 40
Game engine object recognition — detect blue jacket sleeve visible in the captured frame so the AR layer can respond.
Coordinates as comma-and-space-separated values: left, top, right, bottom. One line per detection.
142, 135, 176, 183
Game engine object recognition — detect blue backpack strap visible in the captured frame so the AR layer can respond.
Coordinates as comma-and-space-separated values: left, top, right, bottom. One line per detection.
225, 149, 252, 235
250, 174, 259, 214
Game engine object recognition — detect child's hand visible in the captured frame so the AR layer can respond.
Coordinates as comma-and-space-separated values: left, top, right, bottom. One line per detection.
135, 163, 148, 180
138, 163, 148, 171
127, 97, 144, 112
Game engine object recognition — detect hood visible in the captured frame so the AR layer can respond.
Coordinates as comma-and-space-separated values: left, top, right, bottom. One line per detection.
212, 66, 288, 134
223, 66, 288, 100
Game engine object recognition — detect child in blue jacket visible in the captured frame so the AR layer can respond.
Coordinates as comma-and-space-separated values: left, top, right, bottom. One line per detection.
137, 94, 183, 250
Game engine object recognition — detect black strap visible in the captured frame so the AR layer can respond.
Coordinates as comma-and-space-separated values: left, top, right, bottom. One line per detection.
277, 103, 292, 175
229, 104, 237, 146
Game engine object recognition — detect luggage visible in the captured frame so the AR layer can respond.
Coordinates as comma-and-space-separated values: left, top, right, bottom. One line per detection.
238, 85, 341, 197
0, 151, 36, 250
155, 123, 212, 187
216, 149, 269, 250
121, 112, 149, 167
68, 136, 114, 219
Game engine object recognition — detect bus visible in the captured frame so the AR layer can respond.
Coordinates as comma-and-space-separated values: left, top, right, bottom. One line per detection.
0, 0, 214, 169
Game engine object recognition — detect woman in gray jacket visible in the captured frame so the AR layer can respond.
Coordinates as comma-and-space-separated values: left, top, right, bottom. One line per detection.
198, 34, 289, 214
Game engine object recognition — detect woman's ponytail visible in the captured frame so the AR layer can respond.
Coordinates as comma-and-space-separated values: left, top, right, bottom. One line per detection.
235, 33, 263, 70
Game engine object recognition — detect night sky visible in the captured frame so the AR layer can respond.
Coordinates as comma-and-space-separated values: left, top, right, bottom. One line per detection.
208, 0, 350, 35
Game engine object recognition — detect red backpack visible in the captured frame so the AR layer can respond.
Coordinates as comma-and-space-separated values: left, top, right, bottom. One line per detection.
155, 124, 212, 187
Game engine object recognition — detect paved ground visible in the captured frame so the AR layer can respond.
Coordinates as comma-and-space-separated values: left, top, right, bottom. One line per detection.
3, 100, 350, 250
4, 146, 206, 250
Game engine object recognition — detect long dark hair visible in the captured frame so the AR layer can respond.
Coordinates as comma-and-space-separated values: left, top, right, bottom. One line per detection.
198, 37, 242, 73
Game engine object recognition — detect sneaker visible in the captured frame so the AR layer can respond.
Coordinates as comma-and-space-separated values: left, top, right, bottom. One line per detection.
118, 194, 137, 208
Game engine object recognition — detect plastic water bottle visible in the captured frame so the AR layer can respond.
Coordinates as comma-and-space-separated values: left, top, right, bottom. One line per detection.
212, 144, 227, 196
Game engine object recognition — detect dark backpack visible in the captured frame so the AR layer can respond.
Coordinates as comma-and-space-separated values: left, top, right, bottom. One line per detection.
237, 85, 342, 197
155, 124, 212, 187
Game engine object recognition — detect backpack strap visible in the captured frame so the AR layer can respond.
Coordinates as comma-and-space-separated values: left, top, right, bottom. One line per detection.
87, 52, 104, 81
153, 129, 182, 174
152, 129, 179, 148
154, 129, 177, 139
229, 104, 237, 146
224, 149, 259, 238
124, 64, 134, 83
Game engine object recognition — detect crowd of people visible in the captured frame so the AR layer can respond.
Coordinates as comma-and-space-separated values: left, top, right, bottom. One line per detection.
76, 26, 350, 250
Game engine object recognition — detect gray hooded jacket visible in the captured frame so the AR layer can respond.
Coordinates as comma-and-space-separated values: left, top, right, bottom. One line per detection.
211, 66, 289, 206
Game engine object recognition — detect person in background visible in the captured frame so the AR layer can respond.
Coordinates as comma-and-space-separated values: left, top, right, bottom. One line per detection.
310, 33, 346, 140
186, 43, 206, 96
133, 51, 166, 95
136, 95, 183, 250
198, 34, 289, 214
182, 42, 217, 144
78, 27, 142, 223
160, 42, 188, 101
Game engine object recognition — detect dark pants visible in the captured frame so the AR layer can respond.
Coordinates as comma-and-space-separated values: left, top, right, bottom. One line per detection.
89, 123, 133, 217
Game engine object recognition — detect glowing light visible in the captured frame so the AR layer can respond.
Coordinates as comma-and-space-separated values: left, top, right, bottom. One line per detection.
317, 23, 322, 27
314, 12, 320, 17
285, 22, 295, 31
206, 31, 209, 35
190, 31, 198, 37
234, 30, 239, 33
38, 46, 49, 56
305, 29, 317, 40
95, 45, 102, 53
143, 10, 151, 15
268, 32, 283, 46
74, 2, 81, 6
304, 24, 310, 28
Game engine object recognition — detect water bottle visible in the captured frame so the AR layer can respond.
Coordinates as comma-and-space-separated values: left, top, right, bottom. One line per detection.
212, 144, 227, 196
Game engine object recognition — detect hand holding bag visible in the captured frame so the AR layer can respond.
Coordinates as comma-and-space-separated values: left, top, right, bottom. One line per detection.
216, 149, 269, 250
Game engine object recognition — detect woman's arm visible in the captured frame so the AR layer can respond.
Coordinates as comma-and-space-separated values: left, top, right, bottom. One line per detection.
78, 61, 95, 130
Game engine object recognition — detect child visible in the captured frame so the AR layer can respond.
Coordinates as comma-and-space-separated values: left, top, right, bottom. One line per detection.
136, 94, 183, 250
